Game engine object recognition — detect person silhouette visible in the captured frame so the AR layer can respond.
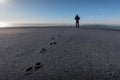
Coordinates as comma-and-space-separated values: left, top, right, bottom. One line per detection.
75, 15, 80, 28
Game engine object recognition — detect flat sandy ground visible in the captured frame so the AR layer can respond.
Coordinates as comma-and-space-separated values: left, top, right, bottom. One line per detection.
1, 27, 120, 80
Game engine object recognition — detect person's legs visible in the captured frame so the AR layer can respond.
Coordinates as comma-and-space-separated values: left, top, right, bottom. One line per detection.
78, 22, 79, 28
76, 22, 77, 28
76, 23, 79, 28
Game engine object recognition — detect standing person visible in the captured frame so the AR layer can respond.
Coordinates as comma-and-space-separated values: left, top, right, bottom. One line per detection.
75, 15, 80, 28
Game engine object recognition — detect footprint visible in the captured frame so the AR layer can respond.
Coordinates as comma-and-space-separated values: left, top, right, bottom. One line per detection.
25, 67, 34, 75
99, 40, 101, 42
35, 62, 43, 70
40, 48, 47, 53
25, 62, 43, 75
50, 42, 53, 45
53, 42, 57, 44
49, 42, 57, 45
51, 37, 55, 40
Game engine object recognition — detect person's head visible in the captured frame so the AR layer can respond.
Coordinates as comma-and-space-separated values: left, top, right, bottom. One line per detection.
76, 14, 79, 17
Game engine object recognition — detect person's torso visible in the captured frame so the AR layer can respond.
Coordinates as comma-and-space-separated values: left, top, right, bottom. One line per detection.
75, 16, 80, 20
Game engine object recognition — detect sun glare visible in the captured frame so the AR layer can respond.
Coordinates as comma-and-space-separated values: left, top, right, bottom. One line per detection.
0, 0, 6, 4
0, 22, 9, 27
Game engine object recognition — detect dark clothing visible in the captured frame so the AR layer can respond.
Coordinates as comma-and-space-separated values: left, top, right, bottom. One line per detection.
75, 15, 80, 28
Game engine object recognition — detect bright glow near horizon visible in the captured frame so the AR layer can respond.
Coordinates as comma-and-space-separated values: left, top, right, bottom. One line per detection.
0, 22, 9, 27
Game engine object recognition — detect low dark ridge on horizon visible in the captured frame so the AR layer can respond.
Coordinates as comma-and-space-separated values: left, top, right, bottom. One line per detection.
1, 24, 120, 31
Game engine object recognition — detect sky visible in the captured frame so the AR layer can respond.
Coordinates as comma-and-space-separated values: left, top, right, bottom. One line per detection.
0, 0, 120, 25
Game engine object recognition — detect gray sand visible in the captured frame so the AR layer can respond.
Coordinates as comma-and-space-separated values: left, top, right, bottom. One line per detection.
0, 27, 120, 80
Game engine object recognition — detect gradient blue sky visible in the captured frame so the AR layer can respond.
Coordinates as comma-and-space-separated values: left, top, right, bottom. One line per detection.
0, 0, 120, 25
